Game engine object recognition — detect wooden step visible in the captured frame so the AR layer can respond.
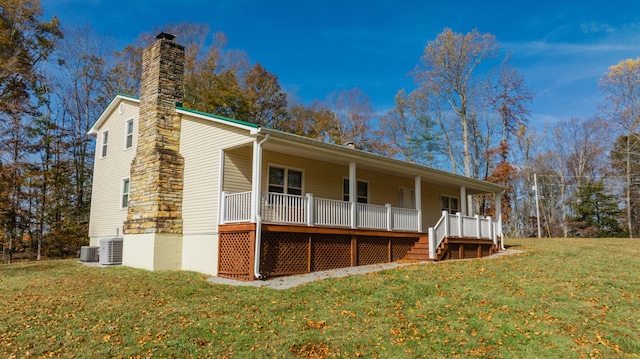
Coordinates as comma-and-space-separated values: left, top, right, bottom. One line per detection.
411, 243, 430, 250
409, 247, 429, 255
404, 253, 433, 261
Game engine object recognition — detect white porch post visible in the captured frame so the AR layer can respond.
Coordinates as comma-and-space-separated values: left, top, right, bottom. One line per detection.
487, 216, 495, 244
220, 191, 227, 224
306, 193, 314, 226
251, 139, 263, 223
386, 203, 392, 231
443, 210, 449, 237
495, 191, 504, 249
415, 176, 422, 232
217, 149, 226, 225
468, 195, 473, 216
460, 186, 467, 216
475, 214, 481, 239
428, 227, 436, 259
349, 162, 357, 228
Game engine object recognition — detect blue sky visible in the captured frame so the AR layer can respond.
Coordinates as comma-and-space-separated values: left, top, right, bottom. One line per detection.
41, 0, 640, 128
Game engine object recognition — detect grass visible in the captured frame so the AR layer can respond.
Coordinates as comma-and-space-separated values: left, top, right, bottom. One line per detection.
1, 238, 639, 358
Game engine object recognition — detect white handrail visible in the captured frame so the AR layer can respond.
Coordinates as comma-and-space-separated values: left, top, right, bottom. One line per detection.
356, 203, 387, 230
391, 207, 420, 232
429, 211, 500, 259
222, 191, 424, 233
314, 197, 351, 227
221, 191, 252, 223
262, 192, 308, 225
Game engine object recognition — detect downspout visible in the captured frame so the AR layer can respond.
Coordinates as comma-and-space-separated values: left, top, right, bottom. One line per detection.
253, 134, 270, 280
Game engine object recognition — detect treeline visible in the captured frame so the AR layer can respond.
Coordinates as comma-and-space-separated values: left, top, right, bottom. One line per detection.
1, 1, 638, 262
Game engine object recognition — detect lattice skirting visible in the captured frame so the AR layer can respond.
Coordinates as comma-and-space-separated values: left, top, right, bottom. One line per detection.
260, 233, 418, 279
444, 242, 494, 260
218, 228, 419, 280
218, 231, 254, 281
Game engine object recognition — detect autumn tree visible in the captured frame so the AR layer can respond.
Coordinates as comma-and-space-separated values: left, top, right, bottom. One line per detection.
413, 28, 499, 177
325, 88, 387, 154
241, 63, 288, 128
0, 0, 60, 115
284, 101, 337, 140
600, 58, 640, 237
105, 43, 142, 97
486, 61, 533, 221
509, 125, 541, 237
178, 27, 249, 118
610, 134, 640, 237
54, 24, 115, 243
0, 0, 60, 262
379, 89, 437, 165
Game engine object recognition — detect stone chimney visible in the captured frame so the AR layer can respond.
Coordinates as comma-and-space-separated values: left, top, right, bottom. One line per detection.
124, 32, 185, 236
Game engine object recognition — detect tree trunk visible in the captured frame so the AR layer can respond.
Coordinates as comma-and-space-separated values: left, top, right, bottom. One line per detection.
627, 135, 633, 238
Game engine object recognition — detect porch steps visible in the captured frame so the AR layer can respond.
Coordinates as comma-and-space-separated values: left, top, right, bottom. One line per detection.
403, 237, 433, 261
436, 237, 499, 261
404, 237, 500, 262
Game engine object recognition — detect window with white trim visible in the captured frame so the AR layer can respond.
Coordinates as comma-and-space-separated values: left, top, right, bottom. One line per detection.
343, 178, 369, 203
125, 119, 134, 149
101, 131, 108, 157
441, 195, 459, 214
268, 166, 303, 195
121, 178, 130, 208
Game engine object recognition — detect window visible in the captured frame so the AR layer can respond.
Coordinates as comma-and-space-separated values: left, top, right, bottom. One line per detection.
343, 178, 369, 203
125, 119, 134, 149
121, 178, 130, 208
398, 187, 415, 209
101, 131, 108, 157
268, 166, 303, 195
441, 195, 459, 214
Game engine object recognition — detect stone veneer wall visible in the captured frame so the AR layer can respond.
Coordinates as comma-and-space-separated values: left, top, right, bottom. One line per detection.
124, 36, 185, 235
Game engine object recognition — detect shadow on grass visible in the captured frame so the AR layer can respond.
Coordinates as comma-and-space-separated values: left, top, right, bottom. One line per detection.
0, 259, 76, 277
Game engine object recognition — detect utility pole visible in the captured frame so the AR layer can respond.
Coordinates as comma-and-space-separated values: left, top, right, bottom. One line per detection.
534, 173, 542, 238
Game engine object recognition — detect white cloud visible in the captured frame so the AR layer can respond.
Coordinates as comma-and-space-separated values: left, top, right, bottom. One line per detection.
580, 21, 615, 35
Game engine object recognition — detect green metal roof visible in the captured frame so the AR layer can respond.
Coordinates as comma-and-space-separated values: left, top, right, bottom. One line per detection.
176, 106, 259, 129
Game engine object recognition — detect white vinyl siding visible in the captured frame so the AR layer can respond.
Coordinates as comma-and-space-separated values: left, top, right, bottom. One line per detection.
180, 116, 254, 234
223, 146, 253, 194
89, 99, 139, 239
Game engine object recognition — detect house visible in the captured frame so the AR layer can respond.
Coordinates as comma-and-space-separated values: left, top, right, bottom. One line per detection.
87, 33, 505, 281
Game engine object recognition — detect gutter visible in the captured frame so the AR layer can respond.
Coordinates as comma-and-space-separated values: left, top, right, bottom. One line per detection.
253, 133, 270, 280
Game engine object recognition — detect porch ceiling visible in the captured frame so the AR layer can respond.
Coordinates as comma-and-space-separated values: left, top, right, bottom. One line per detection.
259, 130, 504, 195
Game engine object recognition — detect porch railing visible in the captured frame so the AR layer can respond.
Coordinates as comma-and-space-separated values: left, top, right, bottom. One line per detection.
221, 191, 421, 232
262, 192, 308, 225
428, 211, 500, 259
314, 197, 351, 227
356, 203, 388, 229
392, 207, 421, 232
221, 191, 253, 223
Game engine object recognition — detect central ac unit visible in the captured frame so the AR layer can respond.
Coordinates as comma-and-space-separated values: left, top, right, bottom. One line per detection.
99, 238, 123, 265
80, 246, 99, 262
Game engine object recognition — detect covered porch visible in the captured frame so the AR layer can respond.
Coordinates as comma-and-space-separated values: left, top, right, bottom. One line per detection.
216, 129, 505, 281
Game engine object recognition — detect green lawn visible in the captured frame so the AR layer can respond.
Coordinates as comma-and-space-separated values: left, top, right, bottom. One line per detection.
1, 238, 639, 358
